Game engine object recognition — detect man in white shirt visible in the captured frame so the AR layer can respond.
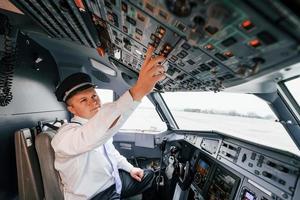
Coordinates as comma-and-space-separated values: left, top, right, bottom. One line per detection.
52, 46, 165, 199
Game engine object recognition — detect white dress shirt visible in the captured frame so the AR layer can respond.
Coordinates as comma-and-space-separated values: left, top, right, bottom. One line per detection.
51, 91, 140, 200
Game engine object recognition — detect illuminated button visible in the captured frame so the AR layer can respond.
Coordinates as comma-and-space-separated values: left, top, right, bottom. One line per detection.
165, 45, 172, 50
242, 20, 254, 30
157, 27, 166, 35
96, 47, 105, 57
249, 39, 261, 47
224, 51, 234, 57
75, 0, 85, 10
157, 33, 164, 39
204, 44, 214, 50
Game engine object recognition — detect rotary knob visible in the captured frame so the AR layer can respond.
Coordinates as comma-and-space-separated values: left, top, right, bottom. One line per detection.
194, 172, 202, 184
165, 0, 192, 17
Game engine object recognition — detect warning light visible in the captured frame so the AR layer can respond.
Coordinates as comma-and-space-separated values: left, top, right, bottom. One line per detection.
74, 0, 85, 11
249, 39, 261, 47
242, 20, 254, 30
96, 47, 105, 57
157, 27, 166, 35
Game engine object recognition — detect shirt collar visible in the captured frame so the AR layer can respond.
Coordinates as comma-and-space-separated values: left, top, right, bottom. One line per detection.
71, 115, 89, 125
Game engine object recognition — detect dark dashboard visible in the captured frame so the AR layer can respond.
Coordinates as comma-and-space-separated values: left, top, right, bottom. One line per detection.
161, 132, 300, 200
190, 151, 240, 200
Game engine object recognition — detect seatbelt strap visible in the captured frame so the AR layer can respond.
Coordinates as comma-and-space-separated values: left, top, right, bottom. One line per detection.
103, 144, 122, 194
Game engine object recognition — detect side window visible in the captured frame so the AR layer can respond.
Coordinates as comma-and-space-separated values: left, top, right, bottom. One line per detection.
120, 97, 166, 134
96, 89, 113, 104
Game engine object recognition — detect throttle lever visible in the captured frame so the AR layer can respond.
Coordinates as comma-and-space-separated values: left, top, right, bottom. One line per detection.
157, 137, 168, 190
160, 137, 167, 152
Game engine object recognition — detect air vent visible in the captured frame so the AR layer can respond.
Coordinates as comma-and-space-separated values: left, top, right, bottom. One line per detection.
91, 70, 110, 83
219, 141, 240, 162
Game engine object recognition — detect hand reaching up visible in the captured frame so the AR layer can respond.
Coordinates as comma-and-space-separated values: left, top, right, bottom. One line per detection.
129, 45, 166, 101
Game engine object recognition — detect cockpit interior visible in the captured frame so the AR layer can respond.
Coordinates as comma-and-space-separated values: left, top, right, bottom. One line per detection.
1, 0, 300, 199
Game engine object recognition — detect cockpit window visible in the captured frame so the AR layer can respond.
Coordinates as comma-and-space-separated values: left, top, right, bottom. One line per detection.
284, 76, 300, 112
120, 96, 166, 134
162, 92, 299, 155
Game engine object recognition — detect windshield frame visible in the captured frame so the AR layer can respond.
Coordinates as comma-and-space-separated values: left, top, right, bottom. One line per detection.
150, 92, 179, 130
280, 77, 300, 124
275, 80, 300, 151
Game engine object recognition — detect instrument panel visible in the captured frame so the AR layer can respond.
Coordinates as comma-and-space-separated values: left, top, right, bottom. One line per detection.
194, 158, 211, 190
97, 0, 298, 92
168, 132, 300, 200
12, 0, 300, 92
206, 167, 239, 200
186, 148, 240, 200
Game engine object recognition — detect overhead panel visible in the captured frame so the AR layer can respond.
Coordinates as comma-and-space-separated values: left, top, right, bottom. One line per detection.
12, 0, 300, 92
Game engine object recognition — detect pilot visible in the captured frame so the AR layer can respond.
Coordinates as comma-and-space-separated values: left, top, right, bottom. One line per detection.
52, 46, 166, 200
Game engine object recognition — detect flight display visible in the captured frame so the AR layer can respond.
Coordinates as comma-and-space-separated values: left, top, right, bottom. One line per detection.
206, 167, 239, 200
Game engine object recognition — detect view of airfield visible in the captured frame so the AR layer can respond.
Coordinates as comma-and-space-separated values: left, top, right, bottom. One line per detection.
120, 92, 300, 156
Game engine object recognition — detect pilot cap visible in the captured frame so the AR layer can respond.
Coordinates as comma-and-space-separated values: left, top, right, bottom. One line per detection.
55, 72, 95, 102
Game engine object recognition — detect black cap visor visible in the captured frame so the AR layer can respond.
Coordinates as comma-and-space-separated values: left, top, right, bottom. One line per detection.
64, 83, 95, 102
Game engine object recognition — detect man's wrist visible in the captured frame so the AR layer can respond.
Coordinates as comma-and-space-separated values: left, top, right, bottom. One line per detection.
129, 85, 144, 101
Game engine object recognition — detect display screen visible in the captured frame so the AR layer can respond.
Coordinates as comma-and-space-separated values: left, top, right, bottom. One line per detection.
206, 167, 239, 200
242, 190, 256, 200
194, 159, 211, 189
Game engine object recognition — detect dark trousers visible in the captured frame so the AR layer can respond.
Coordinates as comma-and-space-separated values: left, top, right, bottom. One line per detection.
91, 169, 155, 200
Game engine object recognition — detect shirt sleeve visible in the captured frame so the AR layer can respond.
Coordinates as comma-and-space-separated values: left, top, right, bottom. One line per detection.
51, 91, 140, 157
